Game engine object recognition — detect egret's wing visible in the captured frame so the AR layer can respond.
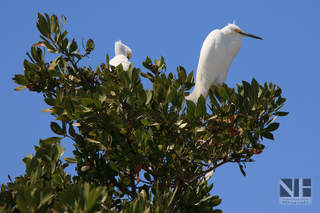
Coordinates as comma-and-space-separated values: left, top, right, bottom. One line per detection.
110, 55, 131, 70
197, 30, 228, 90
186, 30, 228, 102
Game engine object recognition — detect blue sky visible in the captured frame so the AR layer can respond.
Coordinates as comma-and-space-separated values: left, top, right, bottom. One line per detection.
1, 1, 319, 212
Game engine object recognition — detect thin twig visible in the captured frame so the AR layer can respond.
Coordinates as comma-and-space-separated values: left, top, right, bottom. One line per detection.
142, 165, 164, 177
196, 134, 215, 149
186, 160, 227, 183
110, 176, 134, 200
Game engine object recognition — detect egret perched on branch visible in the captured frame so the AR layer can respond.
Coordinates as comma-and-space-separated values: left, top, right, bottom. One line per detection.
109, 40, 132, 70
185, 23, 262, 102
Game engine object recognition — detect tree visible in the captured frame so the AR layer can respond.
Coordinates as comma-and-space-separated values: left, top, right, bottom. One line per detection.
1, 13, 288, 212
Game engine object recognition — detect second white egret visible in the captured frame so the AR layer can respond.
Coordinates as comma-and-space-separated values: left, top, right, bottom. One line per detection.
185, 23, 262, 102
109, 40, 132, 71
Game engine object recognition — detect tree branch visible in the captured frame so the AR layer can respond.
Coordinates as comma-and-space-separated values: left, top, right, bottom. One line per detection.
142, 165, 164, 177
110, 176, 135, 200
129, 168, 137, 200
186, 160, 227, 183
196, 134, 215, 149
168, 180, 182, 213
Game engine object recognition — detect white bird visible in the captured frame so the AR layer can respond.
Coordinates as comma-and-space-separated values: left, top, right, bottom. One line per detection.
185, 23, 262, 102
109, 40, 132, 70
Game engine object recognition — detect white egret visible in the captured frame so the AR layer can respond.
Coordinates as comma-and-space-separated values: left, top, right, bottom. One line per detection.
185, 23, 262, 102
109, 40, 132, 70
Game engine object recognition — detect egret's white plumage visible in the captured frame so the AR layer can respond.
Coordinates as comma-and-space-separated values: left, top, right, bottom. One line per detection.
186, 23, 262, 102
109, 40, 132, 70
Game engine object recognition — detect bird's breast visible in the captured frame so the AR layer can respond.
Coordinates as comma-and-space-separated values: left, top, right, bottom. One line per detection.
227, 37, 242, 60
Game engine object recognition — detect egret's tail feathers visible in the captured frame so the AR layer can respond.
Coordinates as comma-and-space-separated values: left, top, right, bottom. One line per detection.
185, 90, 199, 103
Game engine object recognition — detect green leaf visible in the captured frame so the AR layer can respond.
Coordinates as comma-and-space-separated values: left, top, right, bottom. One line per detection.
106, 53, 110, 68
42, 39, 56, 50
264, 122, 280, 132
56, 114, 72, 123
52, 106, 65, 115
250, 78, 259, 102
143, 56, 152, 68
274, 111, 289, 116
204, 170, 214, 182
126, 66, 133, 82
50, 14, 59, 34
57, 30, 68, 46
60, 37, 69, 52
198, 94, 206, 117
141, 72, 155, 82
40, 186, 53, 207
141, 119, 153, 125
186, 100, 196, 121
148, 109, 162, 121
64, 157, 77, 163
48, 49, 59, 54
69, 38, 78, 53
168, 186, 178, 207
239, 164, 246, 176
55, 175, 63, 184
178, 66, 186, 82
195, 95, 206, 118
185, 70, 194, 84
210, 85, 222, 103
87, 189, 98, 210
81, 166, 90, 172
189, 153, 201, 161
13, 74, 29, 85
42, 137, 63, 145
209, 196, 222, 207
144, 173, 151, 182
69, 123, 77, 138
14, 85, 27, 91
274, 88, 282, 97
261, 131, 274, 140
146, 89, 153, 105
8, 174, 12, 182
16, 194, 28, 212
50, 122, 65, 135
87, 138, 101, 144
86, 38, 95, 51
56, 114, 72, 122
219, 87, 228, 101
80, 98, 94, 107
208, 93, 220, 109
37, 13, 50, 38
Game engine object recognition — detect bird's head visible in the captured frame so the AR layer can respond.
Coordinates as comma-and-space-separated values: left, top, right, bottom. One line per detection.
221, 23, 263, 40
115, 40, 132, 59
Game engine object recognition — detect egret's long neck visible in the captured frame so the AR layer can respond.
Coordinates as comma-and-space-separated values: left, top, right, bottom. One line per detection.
227, 37, 242, 60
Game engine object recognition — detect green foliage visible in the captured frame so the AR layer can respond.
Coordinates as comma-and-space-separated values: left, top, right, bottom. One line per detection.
2, 13, 288, 212
0, 141, 72, 212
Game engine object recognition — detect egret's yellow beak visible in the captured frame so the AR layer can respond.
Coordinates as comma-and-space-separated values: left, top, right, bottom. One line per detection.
127, 52, 132, 60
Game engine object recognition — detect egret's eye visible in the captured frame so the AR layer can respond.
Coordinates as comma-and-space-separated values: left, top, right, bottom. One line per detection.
234, 29, 242, 33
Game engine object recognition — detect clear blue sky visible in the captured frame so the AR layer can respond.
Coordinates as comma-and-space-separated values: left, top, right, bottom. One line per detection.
1, 1, 319, 212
